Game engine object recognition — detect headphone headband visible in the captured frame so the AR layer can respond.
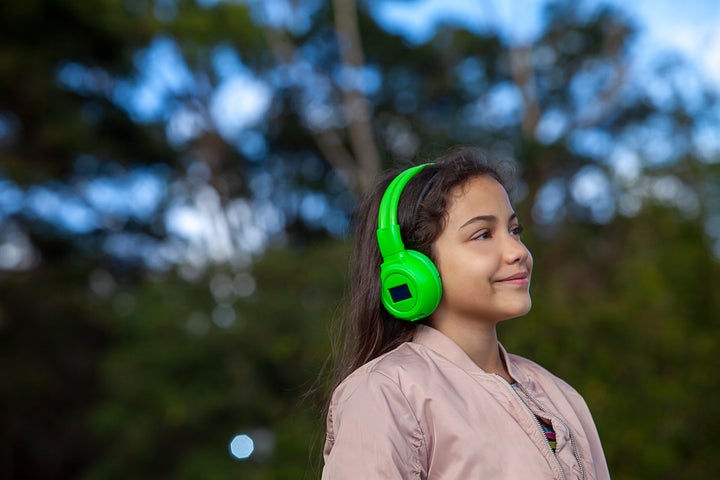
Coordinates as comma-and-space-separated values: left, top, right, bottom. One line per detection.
377, 163, 432, 258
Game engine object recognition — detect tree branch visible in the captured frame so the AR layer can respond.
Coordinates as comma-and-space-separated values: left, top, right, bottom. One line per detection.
263, 27, 360, 192
509, 44, 543, 139
574, 60, 629, 129
332, 0, 381, 192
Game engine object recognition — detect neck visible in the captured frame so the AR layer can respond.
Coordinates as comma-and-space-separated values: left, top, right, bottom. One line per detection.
430, 314, 513, 382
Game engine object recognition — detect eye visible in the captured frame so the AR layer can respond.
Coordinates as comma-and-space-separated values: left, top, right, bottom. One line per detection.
472, 230, 491, 240
511, 225, 524, 237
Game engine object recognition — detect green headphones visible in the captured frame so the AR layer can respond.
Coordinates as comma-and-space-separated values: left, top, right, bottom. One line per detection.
376, 163, 442, 321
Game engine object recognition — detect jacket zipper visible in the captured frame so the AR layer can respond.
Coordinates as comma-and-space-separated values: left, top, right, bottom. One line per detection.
513, 382, 586, 480
498, 376, 566, 480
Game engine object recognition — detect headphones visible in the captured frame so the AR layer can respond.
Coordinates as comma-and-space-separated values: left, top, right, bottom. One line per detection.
376, 163, 442, 321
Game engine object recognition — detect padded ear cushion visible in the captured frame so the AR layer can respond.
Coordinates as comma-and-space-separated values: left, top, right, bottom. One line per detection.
380, 249, 442, 321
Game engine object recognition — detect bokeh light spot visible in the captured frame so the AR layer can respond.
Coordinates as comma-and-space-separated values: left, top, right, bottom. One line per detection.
230, 434, 254, 460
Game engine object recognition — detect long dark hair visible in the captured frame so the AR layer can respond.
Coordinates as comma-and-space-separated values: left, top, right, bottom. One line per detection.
327, 146, 512, 389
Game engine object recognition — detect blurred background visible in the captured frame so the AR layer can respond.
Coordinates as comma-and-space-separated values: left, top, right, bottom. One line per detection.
1, 0, 719, 478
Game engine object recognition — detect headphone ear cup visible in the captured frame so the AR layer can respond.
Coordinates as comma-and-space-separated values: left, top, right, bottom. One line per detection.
380, 249, 442, 321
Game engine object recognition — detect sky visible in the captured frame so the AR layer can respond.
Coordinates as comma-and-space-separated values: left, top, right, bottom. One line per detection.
373, 0, 720, 87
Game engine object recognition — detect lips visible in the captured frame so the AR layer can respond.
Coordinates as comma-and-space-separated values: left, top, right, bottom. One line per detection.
497, 272, 529, 284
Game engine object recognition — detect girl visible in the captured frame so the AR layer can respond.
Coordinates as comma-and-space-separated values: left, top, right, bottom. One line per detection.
321, 147, 610, 479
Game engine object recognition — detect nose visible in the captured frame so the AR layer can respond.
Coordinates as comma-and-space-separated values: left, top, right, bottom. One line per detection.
504, 235, 531, 266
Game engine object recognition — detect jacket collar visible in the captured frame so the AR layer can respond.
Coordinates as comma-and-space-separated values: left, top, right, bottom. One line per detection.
412, 324, 527, 382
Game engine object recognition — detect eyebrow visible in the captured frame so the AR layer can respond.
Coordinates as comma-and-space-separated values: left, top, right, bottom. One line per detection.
459, 213, 518, 230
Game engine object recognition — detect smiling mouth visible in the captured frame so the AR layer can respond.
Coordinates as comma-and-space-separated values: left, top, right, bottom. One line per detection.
497, 272, 529, 284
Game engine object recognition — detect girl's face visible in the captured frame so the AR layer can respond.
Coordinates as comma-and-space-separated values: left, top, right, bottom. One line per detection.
431, 175, 533, 325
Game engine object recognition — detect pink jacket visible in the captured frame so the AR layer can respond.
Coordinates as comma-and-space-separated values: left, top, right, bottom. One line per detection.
322, 325, 610, 479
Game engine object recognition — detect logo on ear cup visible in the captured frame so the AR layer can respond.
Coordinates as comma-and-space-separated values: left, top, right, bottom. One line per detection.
380, 249, 442, 321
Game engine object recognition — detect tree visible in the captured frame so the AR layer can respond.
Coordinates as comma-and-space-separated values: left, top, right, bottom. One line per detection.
1, 0, 720, 478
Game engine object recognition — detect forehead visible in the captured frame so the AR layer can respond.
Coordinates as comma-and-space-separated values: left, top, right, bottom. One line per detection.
445, 176, 513, 220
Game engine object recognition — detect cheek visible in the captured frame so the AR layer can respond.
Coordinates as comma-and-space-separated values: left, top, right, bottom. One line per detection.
526, 249, 534, 272
441, 257, 494, 290
436, 256, 469, 290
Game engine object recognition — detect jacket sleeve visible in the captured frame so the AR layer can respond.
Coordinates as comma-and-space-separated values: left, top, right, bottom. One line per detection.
564, 387, 612, 480
322, 370, 426, 479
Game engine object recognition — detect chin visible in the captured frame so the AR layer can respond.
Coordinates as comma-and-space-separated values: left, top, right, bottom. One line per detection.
500, 299, 532, 321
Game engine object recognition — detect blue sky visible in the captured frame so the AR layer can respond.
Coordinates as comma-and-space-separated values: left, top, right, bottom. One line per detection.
373, 0, 720, 86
